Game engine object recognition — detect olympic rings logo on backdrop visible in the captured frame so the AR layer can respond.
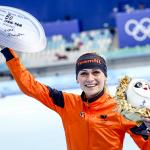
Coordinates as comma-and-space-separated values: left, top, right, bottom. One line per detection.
125, 17, 150, 41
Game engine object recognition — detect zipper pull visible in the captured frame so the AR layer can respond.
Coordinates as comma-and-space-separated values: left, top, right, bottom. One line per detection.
80, 112, 85, 118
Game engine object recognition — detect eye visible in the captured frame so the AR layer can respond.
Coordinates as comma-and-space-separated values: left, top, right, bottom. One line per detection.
134, 82, 142, 88
80, 72, 88, 76
92, 70, 101, 75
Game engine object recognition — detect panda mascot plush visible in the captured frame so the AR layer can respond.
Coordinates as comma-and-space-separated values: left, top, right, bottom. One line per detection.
116, 76, 150, 122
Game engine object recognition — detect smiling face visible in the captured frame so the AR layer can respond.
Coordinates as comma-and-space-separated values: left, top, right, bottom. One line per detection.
77, 68, 106, 99
126, 79, 150, 108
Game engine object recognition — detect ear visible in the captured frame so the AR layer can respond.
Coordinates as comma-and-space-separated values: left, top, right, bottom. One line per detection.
76, 74, 79, 83
76, 78, 79, 83
104, 76, 107, 82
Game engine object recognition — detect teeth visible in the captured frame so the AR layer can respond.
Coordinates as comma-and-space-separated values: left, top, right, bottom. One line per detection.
86, 84, 96, 87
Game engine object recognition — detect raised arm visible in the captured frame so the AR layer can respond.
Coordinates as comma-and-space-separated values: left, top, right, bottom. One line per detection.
0, 48, 65, 114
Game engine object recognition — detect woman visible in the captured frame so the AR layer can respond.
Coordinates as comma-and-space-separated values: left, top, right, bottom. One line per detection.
1, 47, 150, 150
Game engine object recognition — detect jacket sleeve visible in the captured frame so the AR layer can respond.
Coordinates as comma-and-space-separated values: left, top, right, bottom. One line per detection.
127, 128, 150, 150
122, 116, 150, 150
1, 48, 65, 115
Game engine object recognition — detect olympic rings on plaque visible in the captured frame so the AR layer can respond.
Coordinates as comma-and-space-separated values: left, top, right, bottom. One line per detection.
125, 17, 150, 41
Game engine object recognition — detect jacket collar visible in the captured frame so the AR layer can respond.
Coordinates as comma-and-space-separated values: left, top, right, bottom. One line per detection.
81, 89, 104, 103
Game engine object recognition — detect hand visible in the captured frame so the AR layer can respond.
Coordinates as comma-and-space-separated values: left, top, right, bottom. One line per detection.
130, 121, 150, 140
142, 117, 150, 130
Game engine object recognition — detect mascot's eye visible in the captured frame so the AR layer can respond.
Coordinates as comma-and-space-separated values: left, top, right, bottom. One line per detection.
134, 82, 142, 88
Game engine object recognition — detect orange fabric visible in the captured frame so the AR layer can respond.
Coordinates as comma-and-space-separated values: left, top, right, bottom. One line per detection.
6, 49, 150, 150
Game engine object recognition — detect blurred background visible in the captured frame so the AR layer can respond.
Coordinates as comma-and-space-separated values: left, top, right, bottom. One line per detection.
0, 0, 150, 150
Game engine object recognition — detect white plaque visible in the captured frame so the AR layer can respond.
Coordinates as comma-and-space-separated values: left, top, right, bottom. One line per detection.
0, 6, 47, 53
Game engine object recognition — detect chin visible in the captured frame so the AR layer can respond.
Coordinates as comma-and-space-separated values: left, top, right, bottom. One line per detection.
86, 91, 100, 98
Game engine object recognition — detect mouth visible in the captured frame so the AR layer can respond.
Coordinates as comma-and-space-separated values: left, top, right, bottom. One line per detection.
85, 83, 98, 88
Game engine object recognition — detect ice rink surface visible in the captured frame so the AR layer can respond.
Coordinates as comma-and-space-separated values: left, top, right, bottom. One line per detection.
0, 88, 140, 150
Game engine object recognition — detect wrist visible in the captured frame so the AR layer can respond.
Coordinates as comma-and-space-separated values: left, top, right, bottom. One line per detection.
1, 48, 15, 61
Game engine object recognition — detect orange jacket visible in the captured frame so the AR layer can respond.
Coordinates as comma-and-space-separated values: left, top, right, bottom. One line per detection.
3, 48, 150, 150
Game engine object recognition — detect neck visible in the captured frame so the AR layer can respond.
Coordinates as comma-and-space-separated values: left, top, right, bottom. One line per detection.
81, 89, 104, 103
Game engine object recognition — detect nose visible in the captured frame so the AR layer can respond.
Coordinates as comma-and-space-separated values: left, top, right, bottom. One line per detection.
87, 73, 95, 82
143, 84, 150, 90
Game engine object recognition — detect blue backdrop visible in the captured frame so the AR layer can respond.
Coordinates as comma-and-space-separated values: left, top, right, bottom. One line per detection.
0, 0, 150, 31
116, 9, 150, 48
